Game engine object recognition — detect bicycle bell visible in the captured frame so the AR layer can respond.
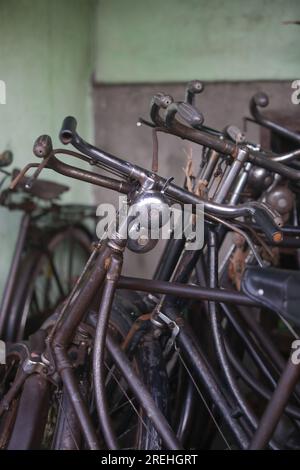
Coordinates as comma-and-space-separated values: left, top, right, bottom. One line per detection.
127, 182, 171, 253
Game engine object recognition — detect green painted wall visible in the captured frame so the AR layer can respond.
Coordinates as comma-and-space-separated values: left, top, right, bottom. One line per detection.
0, 0, 95, 294
95, 0, 300, 83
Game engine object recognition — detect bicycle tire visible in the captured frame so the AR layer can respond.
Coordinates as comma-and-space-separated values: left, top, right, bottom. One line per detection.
3, 225, 91, 342
1, 291, 169, 450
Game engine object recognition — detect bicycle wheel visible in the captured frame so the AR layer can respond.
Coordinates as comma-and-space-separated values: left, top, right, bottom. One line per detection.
52, 293, 169, 450
3, 225, 91, 342
0, 343, 29, 449
0, 291, 169, 450
104, 298, 169, 450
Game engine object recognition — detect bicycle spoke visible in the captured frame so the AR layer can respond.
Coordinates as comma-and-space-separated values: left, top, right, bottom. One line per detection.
104, 360, 152, 440
177, 349, 232, 450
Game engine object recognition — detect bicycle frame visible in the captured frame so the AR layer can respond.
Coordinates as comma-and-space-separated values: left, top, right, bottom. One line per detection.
3, 104, 300, 450
4, 207, 293, 451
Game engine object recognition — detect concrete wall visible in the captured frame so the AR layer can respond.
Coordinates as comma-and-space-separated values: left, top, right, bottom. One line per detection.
93, 0, 300, 277
95, 0, 300, 83
0, 0, 95, 294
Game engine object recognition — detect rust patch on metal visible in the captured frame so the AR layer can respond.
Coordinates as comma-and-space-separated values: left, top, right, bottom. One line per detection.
104, 257, 111, 271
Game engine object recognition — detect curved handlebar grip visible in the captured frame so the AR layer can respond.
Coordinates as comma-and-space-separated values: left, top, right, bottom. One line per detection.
0, 150, 13, 168
185, 80, 204, 105
250, 92, 269, 121
252, 207, 283, 243
33, 135, 53, 158
152, 93, 173, 109
59, 116, 78, 144
186, 80, 204, 94
177, 102, 204, 127
253, 92, 269, 108
166, 102, 204, 129
150, 93, 174, 124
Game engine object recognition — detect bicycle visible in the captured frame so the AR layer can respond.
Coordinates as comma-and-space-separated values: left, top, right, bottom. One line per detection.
1, 81, 300, 450
0, 152, 95, 342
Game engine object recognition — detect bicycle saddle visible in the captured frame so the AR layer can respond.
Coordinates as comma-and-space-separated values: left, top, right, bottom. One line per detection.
242, 266, 300, 326
12, 169, 69, 200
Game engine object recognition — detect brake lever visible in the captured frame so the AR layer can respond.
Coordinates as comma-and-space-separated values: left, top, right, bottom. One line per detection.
9, 162, 39, 190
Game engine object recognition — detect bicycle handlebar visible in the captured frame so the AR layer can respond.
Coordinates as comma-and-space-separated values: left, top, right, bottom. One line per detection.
60, 116, 139, 179
185, 80, 203, 105
165, 102, 204, 128
248, 150, 300, 181
150, 99, 237, 156
250, 92, 300, 145
150, 95, 300, 181
49, 155, 131, 194
250, 204, 283, 243
33, 135, 53, 158
60, 116, 78, 145
150, 93, 173, 124
57, 116, 283, 243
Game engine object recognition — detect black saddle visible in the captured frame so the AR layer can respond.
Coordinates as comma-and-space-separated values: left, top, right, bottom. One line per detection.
242, 266, 300, 327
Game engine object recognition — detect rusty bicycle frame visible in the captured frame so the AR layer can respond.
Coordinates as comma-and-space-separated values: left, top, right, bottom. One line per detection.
2, 96, 300, 450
